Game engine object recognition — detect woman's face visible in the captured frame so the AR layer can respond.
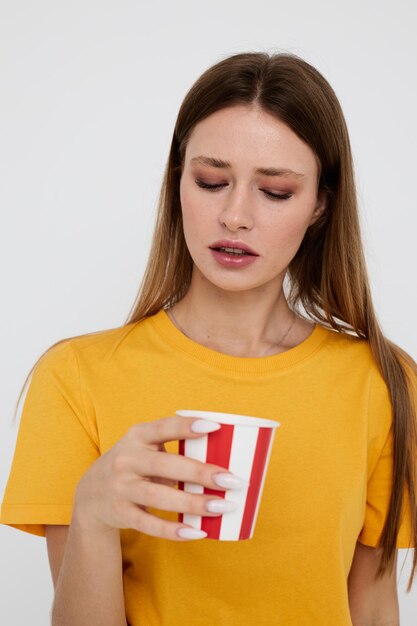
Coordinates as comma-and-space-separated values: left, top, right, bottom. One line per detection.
179, 104, 326, 293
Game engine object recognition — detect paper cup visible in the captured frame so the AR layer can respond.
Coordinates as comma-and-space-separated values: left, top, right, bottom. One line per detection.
176, 410, 280, 540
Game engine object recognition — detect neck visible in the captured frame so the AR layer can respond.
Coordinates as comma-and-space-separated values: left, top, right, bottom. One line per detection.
166, 269, 304, 358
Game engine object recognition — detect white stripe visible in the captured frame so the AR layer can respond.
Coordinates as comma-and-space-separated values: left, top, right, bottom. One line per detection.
182, 435, 207, 530
249, 429, 277, 538
219, 425, 257, 540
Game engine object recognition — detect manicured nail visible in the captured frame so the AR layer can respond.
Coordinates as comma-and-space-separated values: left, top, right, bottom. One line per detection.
212, 472, 250, 489
190, 419, 221, 433
206, 499, 239, 513
177, 527, 207, 540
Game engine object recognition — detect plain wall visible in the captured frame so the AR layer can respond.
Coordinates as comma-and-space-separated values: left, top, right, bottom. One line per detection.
1, 0, 416, 623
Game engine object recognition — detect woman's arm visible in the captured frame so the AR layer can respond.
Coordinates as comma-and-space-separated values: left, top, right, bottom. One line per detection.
50, 510, 127, 626
348, 541, 399, 625
45, 525, 69, 589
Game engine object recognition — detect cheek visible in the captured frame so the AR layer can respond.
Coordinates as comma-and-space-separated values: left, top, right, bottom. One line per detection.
180, 182, 211, 232
180, 179, 197, 219
179, 183, 194, 226
264, 210, 313, 253
179, 184, 206, 250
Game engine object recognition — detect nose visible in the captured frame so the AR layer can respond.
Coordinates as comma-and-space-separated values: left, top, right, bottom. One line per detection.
218, 185, 254, 231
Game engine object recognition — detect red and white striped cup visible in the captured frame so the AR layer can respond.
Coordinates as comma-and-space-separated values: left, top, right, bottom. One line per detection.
176, 410, 280, 540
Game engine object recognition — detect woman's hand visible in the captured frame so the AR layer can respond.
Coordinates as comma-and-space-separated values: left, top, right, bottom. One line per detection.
73, 416, 246, 540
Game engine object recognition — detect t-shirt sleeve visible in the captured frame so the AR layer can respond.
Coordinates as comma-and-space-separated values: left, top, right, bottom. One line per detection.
0, 340, 100, 538
357, 363, 416, 549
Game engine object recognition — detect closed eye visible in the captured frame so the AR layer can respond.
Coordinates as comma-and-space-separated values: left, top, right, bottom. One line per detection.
194, 179, 292, 201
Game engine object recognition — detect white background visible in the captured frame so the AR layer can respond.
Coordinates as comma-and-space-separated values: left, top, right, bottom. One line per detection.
1, 1, 416, 623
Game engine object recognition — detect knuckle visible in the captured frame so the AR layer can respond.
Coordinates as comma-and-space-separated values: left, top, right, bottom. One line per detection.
110, 454, 128, 474
193, 464, 207, 486
152, 418, 166, 440
148, 450, 168, 475
139, 480, 157, 502
108, 472, 123, 496
128, 423, 143, 440
186, 492, 203, 515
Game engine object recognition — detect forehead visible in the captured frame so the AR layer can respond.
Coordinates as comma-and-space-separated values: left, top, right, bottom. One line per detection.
184, 105, 318, 176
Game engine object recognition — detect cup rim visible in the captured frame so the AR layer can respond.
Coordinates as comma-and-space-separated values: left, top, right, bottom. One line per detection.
176, 409, 280, 428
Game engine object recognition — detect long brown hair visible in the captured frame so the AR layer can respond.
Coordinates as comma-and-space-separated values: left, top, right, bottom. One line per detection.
12, 51, 417, 590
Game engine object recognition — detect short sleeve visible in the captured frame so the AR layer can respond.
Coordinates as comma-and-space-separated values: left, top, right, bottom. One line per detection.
0, 340, 100, 537
358, 364, 416, 549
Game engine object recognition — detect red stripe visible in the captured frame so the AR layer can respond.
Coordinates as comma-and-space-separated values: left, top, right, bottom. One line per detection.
201, 424, 235, 538
178, 439, 185, 525
239, 427, 272, 539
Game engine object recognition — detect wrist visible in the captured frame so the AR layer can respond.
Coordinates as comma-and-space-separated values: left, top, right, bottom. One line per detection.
71, 501, 119, 537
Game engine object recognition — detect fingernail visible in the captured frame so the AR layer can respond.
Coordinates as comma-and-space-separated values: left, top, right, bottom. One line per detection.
206, 499, 239, 513
213, 472, 250, 489
177, 527, 208, 540
190, 419, 221, 433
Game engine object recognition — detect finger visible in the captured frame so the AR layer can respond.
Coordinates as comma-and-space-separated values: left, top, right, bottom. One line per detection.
132, 415, 220, 446
138, 442, 177, 487
135, 448, 238, 492
126, 504, 207, 542
130, 479, 234, 518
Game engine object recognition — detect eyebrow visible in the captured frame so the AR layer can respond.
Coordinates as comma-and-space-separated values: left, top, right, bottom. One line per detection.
190, 155, 305, 179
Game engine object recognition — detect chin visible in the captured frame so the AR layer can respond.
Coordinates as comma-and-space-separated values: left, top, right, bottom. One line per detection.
196, 268, 268, 293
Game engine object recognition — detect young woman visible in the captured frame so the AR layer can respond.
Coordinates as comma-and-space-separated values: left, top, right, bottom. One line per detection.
1, 51, 416, 626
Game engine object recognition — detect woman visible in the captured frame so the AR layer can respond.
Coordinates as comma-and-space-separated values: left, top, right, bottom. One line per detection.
1, 51, 416, 625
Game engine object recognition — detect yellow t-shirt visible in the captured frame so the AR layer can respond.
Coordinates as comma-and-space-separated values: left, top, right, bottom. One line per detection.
1, 309, 414, 625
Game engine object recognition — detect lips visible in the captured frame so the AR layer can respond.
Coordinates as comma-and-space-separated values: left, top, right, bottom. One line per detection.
209, 239, 259, 256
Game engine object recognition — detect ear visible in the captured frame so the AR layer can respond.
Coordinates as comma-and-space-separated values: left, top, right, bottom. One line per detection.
309, 189, 327, 226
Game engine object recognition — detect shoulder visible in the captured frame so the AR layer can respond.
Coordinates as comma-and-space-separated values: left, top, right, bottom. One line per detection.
324, 328, 417, 405
37, 318, 149, 372
317, 324, 379, 374
68, 321, 141, 359
314, 325, 398, 422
